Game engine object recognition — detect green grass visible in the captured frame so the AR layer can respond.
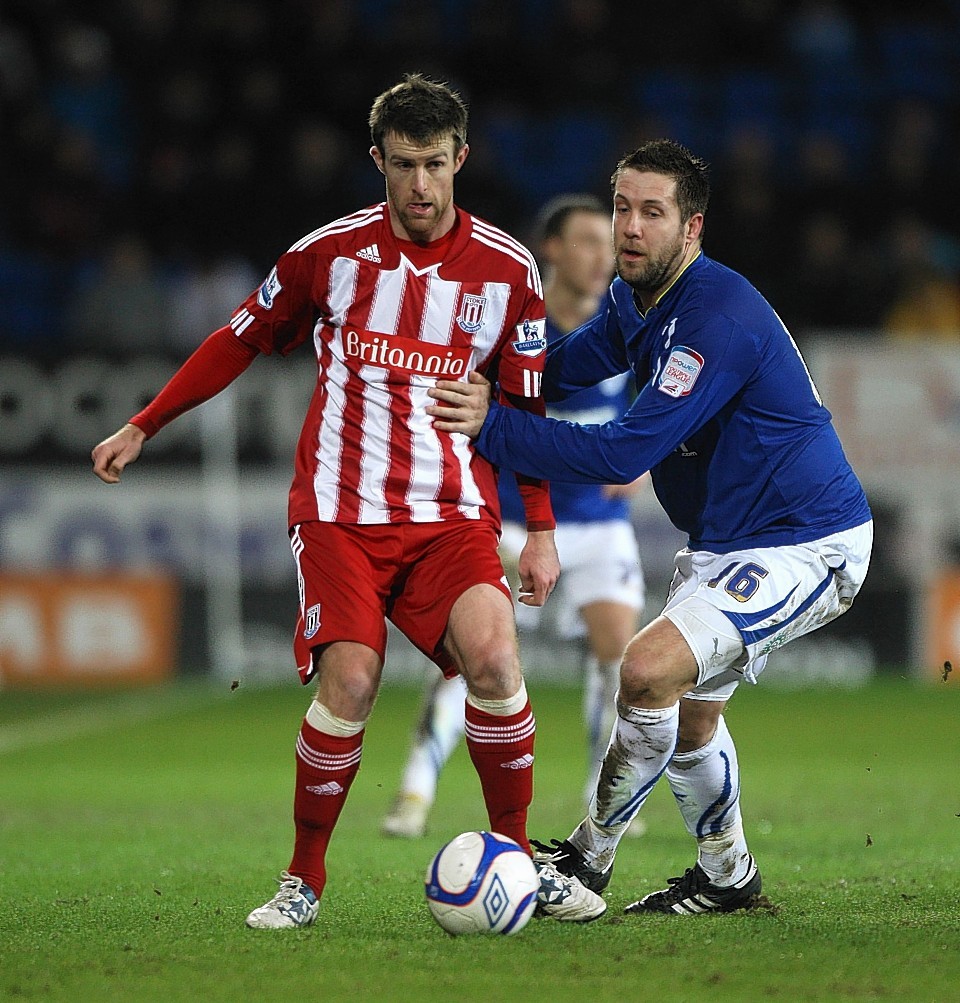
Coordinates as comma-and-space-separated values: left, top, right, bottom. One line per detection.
1, 676, 958, 1002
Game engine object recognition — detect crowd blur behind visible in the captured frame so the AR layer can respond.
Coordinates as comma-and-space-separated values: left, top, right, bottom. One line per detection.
2, 0, 960, 686
2, 0, 959, 357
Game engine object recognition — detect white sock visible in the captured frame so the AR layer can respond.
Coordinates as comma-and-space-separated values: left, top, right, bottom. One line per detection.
582, 655, 620, 803
697, 819, 752, 886
397, 674, 467, 802
666, 714, 751, 885
570, 700, 679, 872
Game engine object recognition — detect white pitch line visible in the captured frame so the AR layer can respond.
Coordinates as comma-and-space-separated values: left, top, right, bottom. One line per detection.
0, 684, 231, 755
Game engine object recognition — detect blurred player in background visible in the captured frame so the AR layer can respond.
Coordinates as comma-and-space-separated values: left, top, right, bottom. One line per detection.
382, 194, 647, 840
91, 74, 606, 927
428, 139, 873, 916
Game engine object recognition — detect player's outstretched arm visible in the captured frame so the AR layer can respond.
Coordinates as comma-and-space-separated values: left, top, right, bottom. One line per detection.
90, 326, 261, 485
91, 422, 147, 484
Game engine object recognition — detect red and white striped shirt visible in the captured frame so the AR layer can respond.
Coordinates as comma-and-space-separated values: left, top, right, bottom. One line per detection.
230, 203, 552, 529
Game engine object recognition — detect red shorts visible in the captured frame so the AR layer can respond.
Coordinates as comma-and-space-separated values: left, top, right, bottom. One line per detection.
289, 520, 512, 684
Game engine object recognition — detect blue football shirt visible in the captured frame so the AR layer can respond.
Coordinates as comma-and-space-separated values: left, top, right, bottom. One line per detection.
476, 252, 871, 553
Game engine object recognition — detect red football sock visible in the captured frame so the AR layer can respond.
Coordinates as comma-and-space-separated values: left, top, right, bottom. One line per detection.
464, 700, 535, 853
288, 720, 363, 898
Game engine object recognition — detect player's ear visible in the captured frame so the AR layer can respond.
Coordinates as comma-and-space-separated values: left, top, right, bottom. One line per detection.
686, 213, 704, 242
453, 143, 469, 174
541, 233, 562, 267
370, 145, 385, 174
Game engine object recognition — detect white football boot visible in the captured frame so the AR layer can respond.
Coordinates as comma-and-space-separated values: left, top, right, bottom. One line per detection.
533, 859, 607, 922
245, 871, 319, 929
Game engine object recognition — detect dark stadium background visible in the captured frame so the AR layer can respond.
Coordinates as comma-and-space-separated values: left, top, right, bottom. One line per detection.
3, 0, 959, 685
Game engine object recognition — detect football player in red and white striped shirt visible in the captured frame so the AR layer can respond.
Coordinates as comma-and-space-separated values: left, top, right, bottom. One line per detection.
91, 73, 606, 927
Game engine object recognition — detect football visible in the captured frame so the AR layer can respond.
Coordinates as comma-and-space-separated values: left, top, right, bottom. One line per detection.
424, 830, 540, 935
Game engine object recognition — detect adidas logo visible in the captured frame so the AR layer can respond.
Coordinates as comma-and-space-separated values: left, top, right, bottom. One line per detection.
306, 781, 344, 796
357, 243, 381, 263
499, 754, 534, 770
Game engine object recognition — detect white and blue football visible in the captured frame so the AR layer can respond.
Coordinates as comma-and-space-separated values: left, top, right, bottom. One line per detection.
424, 830, 539, 936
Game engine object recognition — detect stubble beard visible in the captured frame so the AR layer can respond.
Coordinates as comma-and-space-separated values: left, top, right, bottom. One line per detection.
397, 204, 438, 236
617, 236, 685, 294
389, 184, 450, 241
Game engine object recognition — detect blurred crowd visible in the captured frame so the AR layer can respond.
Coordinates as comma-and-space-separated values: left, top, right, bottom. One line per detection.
2, 0, 960, 358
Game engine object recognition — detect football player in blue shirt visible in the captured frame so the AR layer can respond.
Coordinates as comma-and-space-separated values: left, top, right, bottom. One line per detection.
427, 139, 873, 915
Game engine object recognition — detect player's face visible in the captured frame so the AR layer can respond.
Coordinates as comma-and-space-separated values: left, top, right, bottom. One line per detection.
545, 211, 614, 300
371, 131, 469, 243
612, 169, 702, 304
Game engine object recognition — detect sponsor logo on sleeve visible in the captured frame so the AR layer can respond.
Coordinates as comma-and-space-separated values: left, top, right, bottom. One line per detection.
657, 345, 704, 398
257, 266, 282, 310
512, 318, 547, 357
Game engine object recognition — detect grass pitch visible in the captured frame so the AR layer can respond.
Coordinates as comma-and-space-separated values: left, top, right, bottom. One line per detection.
1, 675, 958, 1002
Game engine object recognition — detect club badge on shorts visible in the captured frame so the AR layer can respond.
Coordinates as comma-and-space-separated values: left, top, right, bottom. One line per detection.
303, 603, 322, 639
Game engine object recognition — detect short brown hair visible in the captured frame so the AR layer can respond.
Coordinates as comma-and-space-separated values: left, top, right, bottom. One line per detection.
612, 139, 710, 222
534, 193, 608, 243
368, 73, 468, 155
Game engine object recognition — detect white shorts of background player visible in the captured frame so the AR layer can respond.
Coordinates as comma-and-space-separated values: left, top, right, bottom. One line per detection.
499, 520, 645, 640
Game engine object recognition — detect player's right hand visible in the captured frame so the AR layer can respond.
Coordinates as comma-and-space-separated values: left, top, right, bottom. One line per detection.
91, 422, 146, 483
427, 371, 491, 439
516, 529, 560, 607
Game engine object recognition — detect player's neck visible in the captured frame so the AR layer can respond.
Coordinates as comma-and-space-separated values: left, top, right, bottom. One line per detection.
544, 279, 601, 334
395, 215, 460, 269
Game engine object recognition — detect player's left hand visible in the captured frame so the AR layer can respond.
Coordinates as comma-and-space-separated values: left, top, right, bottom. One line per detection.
516, 530, 560, 607
428, 371, 491, 439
